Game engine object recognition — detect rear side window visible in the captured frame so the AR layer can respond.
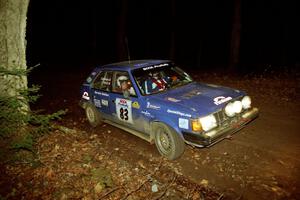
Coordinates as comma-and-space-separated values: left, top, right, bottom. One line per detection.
92, 71, 112, 91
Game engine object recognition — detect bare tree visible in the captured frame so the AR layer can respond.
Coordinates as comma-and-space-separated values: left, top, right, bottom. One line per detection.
169, 0, 176, 60
0, 0, 30, 108
116, 0, 128, 61
229, 0, 241, 71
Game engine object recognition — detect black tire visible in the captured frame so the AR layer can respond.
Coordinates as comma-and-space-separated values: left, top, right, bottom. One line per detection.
154, 123, 185, 160
85, 103, 102, 127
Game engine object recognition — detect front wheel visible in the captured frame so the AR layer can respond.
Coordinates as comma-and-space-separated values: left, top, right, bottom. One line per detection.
85, 103, 102, 127
154, 123, 185, 160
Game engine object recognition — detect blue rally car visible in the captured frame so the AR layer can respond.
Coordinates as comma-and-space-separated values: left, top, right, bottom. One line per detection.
80, 60, 259, 160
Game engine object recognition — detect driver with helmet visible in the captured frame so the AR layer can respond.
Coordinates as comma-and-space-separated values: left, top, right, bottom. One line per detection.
116, 75, 136, 96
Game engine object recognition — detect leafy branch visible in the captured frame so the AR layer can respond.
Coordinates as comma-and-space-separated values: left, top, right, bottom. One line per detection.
0, 64, 40, 76
0, 64, 66, 154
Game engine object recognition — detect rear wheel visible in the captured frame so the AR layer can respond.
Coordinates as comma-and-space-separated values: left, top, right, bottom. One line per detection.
154, 123, 185, 160
85, 103, 102, 127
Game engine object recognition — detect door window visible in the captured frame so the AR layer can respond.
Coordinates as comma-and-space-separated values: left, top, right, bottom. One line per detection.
112, 71, 136, 96
92, 71, 112, 91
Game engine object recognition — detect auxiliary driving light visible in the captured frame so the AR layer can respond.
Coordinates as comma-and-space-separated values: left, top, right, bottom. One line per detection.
241, 96, 251, 109
225, 102, 235, 117
233, 100, 242, 114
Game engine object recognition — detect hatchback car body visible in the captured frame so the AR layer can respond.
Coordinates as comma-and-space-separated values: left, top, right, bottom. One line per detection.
80, 60, 259, 160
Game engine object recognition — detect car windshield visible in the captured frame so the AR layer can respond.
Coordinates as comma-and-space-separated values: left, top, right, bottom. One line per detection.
132, 63, 193, 96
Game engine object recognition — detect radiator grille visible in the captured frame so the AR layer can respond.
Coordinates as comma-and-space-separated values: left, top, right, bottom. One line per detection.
213, 97, 244, 126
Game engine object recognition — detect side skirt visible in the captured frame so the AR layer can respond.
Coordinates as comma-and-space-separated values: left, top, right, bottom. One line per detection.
103, 119, 151, 143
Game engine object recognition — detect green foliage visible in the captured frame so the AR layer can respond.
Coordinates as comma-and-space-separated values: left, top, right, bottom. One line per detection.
11, 133, 33, 151
0, 94, 29, 137
29, 110, 67, 136
0, 194, 6, 200
0, 64, 39, 77
0, 85, 66, 139
0, 66, 66, 153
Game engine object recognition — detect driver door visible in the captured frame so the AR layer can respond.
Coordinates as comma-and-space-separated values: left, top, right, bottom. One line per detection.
108, 71, 146, 133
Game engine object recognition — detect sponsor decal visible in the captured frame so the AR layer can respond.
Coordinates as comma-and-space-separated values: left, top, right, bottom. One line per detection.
134, 63, 149, 67
167, 109, 191, 118
183, 90, 201, 99
94, 99, 101, 108
101, 99, 108, 106
166, 97, 181, 102
190, 107, 197, 112
179, 118, 189, 129
141, 110, 153, 118
214, 96, 232, 105
146, 102, 160, 110
132, 101, 140, 109
95, 91, 109, 97
82, 92, 90, 100
142, 63, 169, 71
118, 98, 128, 105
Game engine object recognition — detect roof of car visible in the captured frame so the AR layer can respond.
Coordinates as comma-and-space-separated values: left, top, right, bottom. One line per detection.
100, 59, 172, 71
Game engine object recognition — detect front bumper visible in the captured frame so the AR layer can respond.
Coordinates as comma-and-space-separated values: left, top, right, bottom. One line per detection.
183, 107, 259, 147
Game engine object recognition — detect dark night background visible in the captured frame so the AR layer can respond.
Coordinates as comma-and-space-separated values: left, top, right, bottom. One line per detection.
2, 2, 300, 198
26, 0, 299, 73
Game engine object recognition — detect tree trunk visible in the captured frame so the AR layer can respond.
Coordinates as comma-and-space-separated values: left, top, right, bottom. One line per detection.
116, 0, 128, 61
169, 0, 176, 60
0, 0, 29, 102
229, 0, 241, 72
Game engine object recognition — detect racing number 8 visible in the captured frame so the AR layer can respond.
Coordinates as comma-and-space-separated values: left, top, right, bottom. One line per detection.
120, 108, 128, 120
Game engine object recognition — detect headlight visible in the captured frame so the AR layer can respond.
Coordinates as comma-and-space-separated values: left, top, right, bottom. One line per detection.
241, 96, 251, 109
199, 114, 217, 131
225, 100, 243, 117
233, 101, 242, 114
225, 102, 235, 117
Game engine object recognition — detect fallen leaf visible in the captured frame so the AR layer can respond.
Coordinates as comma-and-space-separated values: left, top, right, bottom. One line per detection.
94, 183, 103, 194
138, 160, 146, 169
46, 168, 55, 179
151, 183, 158, 192
200, 179, 209, 187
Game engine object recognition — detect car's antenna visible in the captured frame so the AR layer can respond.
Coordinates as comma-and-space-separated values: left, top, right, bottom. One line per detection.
125, 36, 131, 63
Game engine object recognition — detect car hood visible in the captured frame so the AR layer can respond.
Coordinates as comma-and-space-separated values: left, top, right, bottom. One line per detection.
149, 82, 245, 117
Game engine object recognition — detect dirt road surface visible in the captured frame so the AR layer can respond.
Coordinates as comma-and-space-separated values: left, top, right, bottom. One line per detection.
26, 65, 300, 199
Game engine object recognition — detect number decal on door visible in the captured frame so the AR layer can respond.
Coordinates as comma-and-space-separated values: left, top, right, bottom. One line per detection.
116, 98, 133, 123
119, 107, 129, 120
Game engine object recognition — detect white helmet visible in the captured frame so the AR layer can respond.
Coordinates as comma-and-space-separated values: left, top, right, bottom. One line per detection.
117, 75, 128, 87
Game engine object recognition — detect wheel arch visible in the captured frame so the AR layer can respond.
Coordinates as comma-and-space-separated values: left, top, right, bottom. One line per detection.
84, 101, 103, 127
80, 100, 88, 109
149, 118, 184, 143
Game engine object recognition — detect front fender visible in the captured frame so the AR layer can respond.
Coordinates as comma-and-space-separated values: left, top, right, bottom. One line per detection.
149, 116, 184, 143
